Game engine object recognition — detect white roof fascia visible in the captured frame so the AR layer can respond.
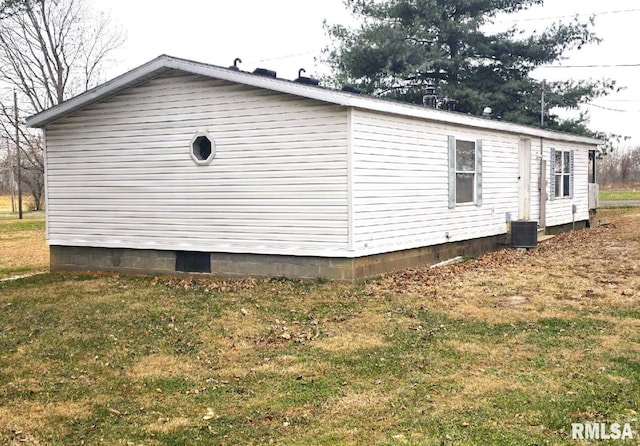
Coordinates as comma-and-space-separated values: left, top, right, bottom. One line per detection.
26, 56, 171, 128
26, 55, 351, 128
166, 57, 601, 145
163, 57, 352, 107
26, 55, 602, 146
345, 96, 602, 145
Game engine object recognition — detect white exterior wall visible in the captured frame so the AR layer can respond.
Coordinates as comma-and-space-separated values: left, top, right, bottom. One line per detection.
44, 71, 349, 256
350, 109, 524, 256
542, 139, 591, 227
530, 138, 542, 223
507, 137, 589, 228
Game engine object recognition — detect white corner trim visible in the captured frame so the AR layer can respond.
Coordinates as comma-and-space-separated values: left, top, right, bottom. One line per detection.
346, 108, 354, 252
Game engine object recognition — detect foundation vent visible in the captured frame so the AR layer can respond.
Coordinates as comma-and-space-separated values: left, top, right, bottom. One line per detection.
176, 251, 211, 273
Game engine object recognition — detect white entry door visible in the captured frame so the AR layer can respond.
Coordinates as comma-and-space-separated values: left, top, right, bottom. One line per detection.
518, 138, 531, 220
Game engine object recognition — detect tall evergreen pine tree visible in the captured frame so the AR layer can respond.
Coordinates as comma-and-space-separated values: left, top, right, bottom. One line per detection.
325, 0, 616, 135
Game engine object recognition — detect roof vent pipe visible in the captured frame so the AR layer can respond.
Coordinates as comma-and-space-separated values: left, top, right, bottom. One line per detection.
294, 68, 320, 86
228, 58, 242, 71
253, 67, 277, 78
442, 98, 458, 112
422, 85, 437, 108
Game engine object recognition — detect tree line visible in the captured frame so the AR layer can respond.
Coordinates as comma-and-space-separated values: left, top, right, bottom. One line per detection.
0, 0, 123, 210
597, 147, 640, 187
324, 0, 617, 142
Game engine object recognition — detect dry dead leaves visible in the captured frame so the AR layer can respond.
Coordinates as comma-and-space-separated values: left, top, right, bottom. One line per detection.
256, 317, 322, 346
150, 276, 261, 293
367, 210, 640, 302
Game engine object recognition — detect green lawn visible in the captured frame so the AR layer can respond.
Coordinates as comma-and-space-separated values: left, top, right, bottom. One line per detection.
0, 209, 639, 445
600, 188, 640, 201
0, 194, 37, 214
0, 216, 48, 279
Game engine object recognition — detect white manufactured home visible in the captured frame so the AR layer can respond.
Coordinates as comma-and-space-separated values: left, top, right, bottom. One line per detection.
27, 55, 601, 280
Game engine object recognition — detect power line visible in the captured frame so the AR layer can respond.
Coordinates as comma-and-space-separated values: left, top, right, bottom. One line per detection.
493, 7, 640, 24
519, 7, 640, 22
585, 103, 640, 113
245, 51, 317, 65
541, 63, 640, 68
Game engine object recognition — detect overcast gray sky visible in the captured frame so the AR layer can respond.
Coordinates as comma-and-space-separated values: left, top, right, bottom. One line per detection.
94, 0, 640, 148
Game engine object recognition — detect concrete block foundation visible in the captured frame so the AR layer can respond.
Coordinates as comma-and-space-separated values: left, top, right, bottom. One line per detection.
50, 222, 584, 280
544, 219, 589, 235
50, 232, 509, 280
50, 246, 175, 274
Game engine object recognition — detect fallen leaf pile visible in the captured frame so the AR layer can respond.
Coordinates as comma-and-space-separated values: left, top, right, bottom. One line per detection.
368, 221, 624, 298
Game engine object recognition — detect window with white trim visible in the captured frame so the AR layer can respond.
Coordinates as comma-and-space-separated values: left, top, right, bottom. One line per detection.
456, 140, 476, 204
448, 136, 483, 208
553, 149, 571, 198
190, 131, 216, 165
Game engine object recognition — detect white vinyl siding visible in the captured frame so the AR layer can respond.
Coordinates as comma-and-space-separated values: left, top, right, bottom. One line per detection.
350, 109, 520, 256
544, 142, 589, 227
44, 71, 349, 256
42, 69, 596, 260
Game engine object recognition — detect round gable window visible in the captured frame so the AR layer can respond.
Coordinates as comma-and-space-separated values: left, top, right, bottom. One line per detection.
190, 132, 216, 165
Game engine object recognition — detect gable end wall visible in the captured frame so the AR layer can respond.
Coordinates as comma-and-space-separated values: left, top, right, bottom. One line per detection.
44, 71, 350, 256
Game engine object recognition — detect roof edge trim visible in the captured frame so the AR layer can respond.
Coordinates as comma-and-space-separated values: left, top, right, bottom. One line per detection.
26, 54, 602, 146
26, 55, 172, 128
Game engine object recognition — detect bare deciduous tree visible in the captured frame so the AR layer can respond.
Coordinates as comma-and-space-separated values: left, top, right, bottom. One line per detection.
0, 0, 124, 111
619, 152, 633, 186
597, 146, 640, 187
0, 0, 124, 210
0, 0, 31, 20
